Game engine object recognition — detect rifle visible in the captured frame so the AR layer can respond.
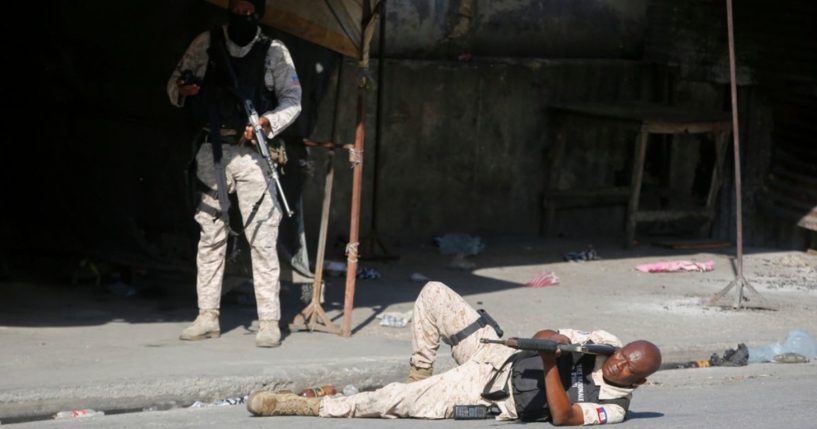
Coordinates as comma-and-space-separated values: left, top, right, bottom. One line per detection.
210, 29, 294, 218
243, 99, 294, 217
481, 338, 618, 356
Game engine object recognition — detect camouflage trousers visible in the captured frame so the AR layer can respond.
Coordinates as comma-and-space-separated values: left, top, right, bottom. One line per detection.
194, 142, 282, 321
320, 282, 518, 419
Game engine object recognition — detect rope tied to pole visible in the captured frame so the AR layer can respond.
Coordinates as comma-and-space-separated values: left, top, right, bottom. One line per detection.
348, 148, 364, 165
346, 242, 360, 263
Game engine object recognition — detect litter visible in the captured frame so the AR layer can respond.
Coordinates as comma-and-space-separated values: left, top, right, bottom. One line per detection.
677, 344, 748, 368
635, 260, 714, 273
748, 329, 816, 364
433, 233, 485, 256
524, 271, 560, 288
410, 272, 430, 283
324, 260, 346, 277
322, 261, 381, 279
189, 396, 248, 408
377, 310, 413, 328
563, 247, 598, 262
357, 267, 381, 280
54, 409, 105, 419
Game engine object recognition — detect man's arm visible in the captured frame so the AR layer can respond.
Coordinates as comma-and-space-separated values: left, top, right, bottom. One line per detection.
167, 32, 210, 107
261, 40, 302, 138
533, 330, 585, 426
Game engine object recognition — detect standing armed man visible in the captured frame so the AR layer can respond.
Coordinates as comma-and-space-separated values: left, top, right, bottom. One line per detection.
248, 282, 662, 424
167, 0, 301, 347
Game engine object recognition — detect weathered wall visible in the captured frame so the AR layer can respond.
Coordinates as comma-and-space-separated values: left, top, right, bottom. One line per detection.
7, 0, 814, 281
380, 0, 648, 59
301, 58, 664, 244
645, 0, 817, 249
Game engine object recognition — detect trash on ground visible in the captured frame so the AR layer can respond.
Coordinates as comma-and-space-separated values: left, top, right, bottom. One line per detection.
677, 343, 748, 368
300, 385, 337, 397
322, 260, 380, 279
378, 310, 413, 328
525, 271, 560, 288
748, 329, 816, 364
54, 409, 105, 419
433, 233, 485, 256
357, 267, 381, 279
635, 260, 713, 273
448, 253, 477, 270
410, 272, 430, 283
772, 352, 810, 363
324, 260, 346, 277
563, 247, 598, 262
189, 396, 248, 408
342, 384, 359, 396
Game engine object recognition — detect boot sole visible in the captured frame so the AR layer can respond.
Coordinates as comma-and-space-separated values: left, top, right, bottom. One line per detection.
255, 340, 282, 348
179, 331, 221, 341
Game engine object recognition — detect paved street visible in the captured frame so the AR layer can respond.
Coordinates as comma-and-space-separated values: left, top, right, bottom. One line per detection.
1, 238, 815, 426
8, 362, 815, 428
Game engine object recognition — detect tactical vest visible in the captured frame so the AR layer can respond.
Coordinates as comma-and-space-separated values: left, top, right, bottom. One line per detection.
191, 27, 277, 134
511, 351, 631, 421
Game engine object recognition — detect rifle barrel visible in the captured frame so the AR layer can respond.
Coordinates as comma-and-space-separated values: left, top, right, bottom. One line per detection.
480, 338, 617, 356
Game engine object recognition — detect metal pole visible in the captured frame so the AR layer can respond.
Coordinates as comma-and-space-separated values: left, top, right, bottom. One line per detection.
726, 0, 745, 308
342, 1, 373, 337
342, 90, 365, 337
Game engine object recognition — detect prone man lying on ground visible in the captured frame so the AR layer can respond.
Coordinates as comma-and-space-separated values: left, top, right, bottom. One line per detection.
248, 282, 662, 425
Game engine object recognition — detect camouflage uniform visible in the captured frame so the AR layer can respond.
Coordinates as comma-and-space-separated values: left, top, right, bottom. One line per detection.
320, 282, 519, 419
167, 26, 301, 322
320, 282, 633, 424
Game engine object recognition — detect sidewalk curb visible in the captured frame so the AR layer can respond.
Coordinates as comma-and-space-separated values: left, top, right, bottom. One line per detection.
0, 356, 410, 422
0, 348, 722, 422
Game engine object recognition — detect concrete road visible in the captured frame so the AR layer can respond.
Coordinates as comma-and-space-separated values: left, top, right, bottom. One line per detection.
8, 362, 815, 428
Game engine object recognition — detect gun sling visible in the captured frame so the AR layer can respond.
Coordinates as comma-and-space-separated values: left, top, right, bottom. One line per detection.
448, 309, 504, 346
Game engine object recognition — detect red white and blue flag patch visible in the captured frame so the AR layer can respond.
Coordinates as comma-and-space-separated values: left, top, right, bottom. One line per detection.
595, 407, 608, 424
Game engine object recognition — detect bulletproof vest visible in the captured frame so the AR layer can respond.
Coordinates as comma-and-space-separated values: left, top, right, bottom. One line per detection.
511, 351, 630, 421
192, 28, 277, 133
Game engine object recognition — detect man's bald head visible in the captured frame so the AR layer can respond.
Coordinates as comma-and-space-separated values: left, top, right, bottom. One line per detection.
624, 340, 662, 376
602, 340, 662, 387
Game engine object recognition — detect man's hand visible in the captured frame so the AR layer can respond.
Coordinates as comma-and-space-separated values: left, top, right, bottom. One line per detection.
532, 330, 570, 363
176, 80, 201, 97
243, 116, 271, 145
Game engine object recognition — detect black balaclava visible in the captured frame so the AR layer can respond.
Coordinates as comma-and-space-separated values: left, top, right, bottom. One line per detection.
227, 0, 266, 46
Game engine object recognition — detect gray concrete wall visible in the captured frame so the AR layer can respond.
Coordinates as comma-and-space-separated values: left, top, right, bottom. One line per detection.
301, 58, 664, 245
381, 0, 648, 59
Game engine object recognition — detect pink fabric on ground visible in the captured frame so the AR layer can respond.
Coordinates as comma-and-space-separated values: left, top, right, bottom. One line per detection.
635, 260, 714, 273
525, 271, 560, 287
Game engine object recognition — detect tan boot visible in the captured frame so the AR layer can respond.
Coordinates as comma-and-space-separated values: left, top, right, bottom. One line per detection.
407, 364, 433, 382
256, 320, 281, 348
247, 391, 320, 416
179, 309, 220, 341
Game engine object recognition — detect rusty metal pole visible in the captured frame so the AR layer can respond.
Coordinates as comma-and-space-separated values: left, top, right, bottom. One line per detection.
342, 92, 365, 337
342, 1, 373, 337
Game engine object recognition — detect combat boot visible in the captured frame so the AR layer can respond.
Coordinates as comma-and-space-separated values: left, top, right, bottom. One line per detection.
256, 320, 281, 348
247, 391, 320, 416
407, 363, 433, 382
179, 309, 220, 340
